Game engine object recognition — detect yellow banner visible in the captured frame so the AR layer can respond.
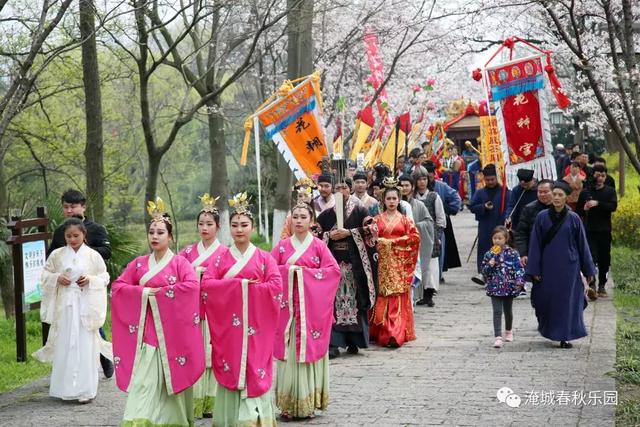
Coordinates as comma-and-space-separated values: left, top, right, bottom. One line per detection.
380, 128, 407, 167
479, 115, 505, 176
364, 138, 383, 168
349, 121, 373, 160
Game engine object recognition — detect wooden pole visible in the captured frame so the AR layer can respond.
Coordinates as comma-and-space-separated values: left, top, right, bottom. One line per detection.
10, 214, 26, 362
393, 118, 400, 175
37, 206, 50, 345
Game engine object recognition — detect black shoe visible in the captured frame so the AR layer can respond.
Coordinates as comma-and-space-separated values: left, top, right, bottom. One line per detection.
471, 276, 485, 286
328, 347, 340, 359
439, 277, 445, 284
203, 413, 213, 419
559, 341, 573, 349
346, 345, 359, 355
597, 285, 608, 298
387, 338, 399, 349
425, 288, 435, 307
100, 354, 114, 378
416, 298, 427, 306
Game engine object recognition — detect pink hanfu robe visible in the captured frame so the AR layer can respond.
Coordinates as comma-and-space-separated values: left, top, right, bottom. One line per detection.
179, 239, 229, 320
178, 239, 228, 418
271, 233, 341, 363
201, 244, 282, 399
111, 251, 205, 396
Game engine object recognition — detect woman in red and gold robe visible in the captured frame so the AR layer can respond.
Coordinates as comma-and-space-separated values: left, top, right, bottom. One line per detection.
370, 181, 420, 348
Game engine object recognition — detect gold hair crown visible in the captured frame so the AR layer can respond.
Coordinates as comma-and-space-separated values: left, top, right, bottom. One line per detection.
297, 186, 313, 197
382, 176, 401, 190
292, 201, 313, 213
229, 192, 252, 217
293, 176, 317, 190
147, 197, 171, 223
199, 193, 220, 215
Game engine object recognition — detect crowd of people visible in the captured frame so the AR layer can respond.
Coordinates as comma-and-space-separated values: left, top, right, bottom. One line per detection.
31, 141, 617, 426
470, 149, 618, 349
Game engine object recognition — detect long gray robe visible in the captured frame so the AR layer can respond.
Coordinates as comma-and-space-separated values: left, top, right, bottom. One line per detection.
408, 197, 435, 302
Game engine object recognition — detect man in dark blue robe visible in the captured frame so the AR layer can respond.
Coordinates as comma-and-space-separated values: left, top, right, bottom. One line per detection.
469, 164, 511, 282
525, 181, 596, 348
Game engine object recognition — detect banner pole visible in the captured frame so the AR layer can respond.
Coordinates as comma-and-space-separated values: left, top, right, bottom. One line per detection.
254, 116, 263, 237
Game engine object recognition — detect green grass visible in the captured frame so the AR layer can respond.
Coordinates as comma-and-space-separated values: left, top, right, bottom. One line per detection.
607, 151, 640, 425
0, 311, 50, 393
612, 245, 640, 425
0, 308, 114, 394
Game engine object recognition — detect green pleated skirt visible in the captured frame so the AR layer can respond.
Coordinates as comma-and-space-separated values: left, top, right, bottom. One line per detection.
194, 320, 216, 418
275, 319, 329, 418
122, 344, 194, 427
212, 385, 276, 427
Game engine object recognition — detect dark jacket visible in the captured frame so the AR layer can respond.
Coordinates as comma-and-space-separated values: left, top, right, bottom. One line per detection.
506, 183, 538, 230
515, 200, 550, 257
575, 185, 617, 232
48, 218, 112, 261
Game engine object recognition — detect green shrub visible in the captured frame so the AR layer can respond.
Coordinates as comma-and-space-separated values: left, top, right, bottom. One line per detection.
612, 194, 640, 249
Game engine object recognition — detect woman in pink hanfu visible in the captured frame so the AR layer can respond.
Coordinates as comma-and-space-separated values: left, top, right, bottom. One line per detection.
112, 199, 205, 427
178, 193, 228, 419
201, 193, 282, 427
271, 202, 340, 420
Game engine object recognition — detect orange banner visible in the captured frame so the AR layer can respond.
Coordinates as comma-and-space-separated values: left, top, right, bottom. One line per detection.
257, 78, 327, 179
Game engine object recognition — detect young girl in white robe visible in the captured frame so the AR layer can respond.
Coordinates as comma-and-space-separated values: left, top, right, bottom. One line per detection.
33, 217, 111, 403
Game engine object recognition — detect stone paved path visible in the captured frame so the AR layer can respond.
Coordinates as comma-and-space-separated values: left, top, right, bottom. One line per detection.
0, 211, 616, 426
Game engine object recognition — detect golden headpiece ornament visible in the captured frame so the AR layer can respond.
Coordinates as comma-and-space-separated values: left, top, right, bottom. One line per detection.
297, 186, 313, 197
293, 176, 317, 191
199, 193, 220, 215
228, 192, 252, 217
147, 197, 171, 223
382, 176, 402, 191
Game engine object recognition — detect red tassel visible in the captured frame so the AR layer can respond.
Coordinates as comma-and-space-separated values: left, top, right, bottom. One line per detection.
545, 56, 571, 109
472, 68, 483, 81
503, 37, 515, 49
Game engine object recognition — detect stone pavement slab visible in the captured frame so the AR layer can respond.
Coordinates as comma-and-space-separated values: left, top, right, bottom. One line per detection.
0, 211, 616, 426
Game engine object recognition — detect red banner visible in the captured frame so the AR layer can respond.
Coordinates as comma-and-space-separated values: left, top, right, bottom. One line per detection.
500, 91, 544, 165
364, 27, 392, 130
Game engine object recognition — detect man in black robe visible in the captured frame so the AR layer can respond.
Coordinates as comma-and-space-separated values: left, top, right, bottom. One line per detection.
317, 191, 377, 359
505, 168, 538, 231
424, 160, 462, 282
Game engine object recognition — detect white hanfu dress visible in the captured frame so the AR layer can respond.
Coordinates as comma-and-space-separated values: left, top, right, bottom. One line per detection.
33, 244, 111, 401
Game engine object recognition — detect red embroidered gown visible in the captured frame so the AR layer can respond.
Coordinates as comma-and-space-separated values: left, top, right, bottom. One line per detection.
369, 213, 420, 347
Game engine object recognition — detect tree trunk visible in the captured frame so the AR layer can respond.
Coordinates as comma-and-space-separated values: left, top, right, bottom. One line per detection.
80, 0, 104, 222
0, 152, 7, 217
145, 153, 161, 224
207, 96, 231, 244
0, 151, 13, 318
273, 0, 314, 244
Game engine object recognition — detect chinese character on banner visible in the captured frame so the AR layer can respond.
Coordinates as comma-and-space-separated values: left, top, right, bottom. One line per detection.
482, 54, 559, 188
254, 74, 328, 180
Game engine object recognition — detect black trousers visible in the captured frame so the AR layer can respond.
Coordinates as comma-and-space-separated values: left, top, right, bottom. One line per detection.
587, 230, 612, 287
